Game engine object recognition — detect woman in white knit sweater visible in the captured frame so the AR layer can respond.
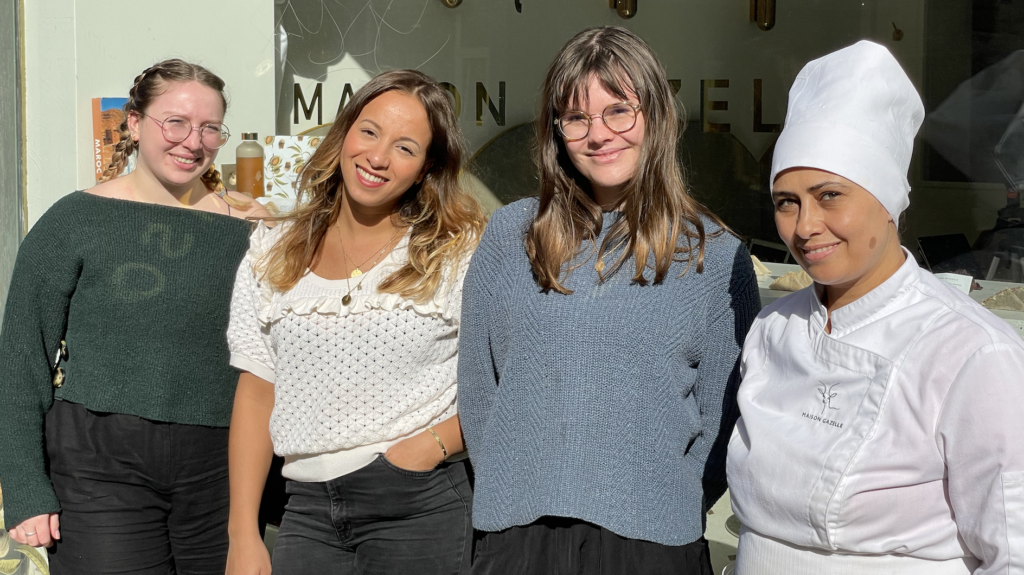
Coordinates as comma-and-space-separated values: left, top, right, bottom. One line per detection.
224, 70, 484, 575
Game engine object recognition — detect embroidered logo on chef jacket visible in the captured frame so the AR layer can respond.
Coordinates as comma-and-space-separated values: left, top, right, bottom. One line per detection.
798, 381, 845, 428
731, 331, 895, 548
817, 382, 840, 413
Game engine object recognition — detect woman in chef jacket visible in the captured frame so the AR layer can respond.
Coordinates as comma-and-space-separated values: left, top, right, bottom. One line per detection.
726, 40, 1024, 575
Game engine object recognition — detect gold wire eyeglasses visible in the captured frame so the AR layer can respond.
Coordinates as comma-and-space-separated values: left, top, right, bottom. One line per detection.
139, 114, 231, 149
554, 102, 641, 141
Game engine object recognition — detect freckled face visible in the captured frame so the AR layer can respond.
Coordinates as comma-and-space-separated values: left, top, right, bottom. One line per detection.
561, 75, 645, 205
339, 90, 432, 213
773, 168, 902, 296
127, 81, 225, 190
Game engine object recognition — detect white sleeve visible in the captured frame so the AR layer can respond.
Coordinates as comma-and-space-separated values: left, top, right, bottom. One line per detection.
445, 248, 475, 327
937, 342, 1024, 574
226, 226, 278, 383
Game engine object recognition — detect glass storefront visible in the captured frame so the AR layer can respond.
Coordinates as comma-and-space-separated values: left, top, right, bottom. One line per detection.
262, 0, 1024, 287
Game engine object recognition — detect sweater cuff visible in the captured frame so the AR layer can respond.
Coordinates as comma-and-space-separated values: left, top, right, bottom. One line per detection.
1, 477, 61, 529
229, 354, 277, 384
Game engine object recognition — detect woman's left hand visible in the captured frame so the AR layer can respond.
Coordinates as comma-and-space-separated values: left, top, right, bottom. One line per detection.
384, 431, 445, 471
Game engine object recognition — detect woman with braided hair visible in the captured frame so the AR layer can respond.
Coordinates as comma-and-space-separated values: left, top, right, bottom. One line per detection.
0, 58, 267, 573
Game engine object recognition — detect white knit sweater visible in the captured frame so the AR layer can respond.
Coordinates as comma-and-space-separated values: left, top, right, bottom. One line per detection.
227, 223, 470, 481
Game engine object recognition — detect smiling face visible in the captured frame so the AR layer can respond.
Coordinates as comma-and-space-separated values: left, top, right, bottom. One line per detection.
773, 168, 906, 308
561, 75, 645, 208
127, 80, 225, 191
339, 90, 432, 214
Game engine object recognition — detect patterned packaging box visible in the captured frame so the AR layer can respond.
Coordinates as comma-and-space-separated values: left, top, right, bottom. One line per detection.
260, 135, 322, 215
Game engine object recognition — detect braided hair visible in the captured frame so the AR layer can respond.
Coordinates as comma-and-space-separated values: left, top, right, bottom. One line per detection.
99, 59, 244, 208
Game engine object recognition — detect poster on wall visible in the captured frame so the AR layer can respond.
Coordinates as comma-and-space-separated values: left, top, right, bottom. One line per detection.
91, 98, 128, 183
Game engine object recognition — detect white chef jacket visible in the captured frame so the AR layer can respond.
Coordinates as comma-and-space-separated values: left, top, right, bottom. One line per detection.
727, 252, 1024, 575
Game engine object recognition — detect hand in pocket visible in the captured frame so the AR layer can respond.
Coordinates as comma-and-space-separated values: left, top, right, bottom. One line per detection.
384, 431, 444, 472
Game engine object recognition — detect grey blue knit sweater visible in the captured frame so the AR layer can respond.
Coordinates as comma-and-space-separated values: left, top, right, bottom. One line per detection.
457, 198, 760, 545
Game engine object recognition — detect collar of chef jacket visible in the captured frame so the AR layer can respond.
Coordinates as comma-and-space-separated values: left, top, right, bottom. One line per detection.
807, 247, 919, 338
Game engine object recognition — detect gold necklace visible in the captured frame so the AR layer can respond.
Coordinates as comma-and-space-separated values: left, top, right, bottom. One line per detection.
341, 270, 365, 306
336, 225, 402, 278
335, 225, 401, 305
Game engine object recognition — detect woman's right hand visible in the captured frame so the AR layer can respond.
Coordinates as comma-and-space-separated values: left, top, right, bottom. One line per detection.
225, 533, 272, 575
8, 513, 60, 548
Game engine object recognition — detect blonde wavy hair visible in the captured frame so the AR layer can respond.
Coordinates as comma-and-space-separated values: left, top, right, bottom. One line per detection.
527, 27, 727, 294
261, 69, 484, 303
98, 59, 248, 209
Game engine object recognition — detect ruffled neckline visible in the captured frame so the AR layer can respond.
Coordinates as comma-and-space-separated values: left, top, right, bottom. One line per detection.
249, 222, 460, 325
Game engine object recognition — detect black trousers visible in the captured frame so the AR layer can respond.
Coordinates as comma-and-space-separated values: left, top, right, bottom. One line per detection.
471, 516, 714, 575
45, 400, 230, 575
272, 455, 473, 575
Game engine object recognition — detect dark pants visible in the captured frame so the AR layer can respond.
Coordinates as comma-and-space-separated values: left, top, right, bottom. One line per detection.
45, 400, 230, 575
471, 516, 714, 575
272, 455, 473, 575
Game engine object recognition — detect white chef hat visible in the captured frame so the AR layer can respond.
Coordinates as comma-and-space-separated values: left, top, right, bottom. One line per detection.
770, 40, 925, 222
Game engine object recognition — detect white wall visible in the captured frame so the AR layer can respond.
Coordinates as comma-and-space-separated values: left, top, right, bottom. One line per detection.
0, 0, 22, 322
23, 0, 276, 225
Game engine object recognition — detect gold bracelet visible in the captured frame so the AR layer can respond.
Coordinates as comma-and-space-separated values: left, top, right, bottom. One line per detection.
427, 427, 447, 459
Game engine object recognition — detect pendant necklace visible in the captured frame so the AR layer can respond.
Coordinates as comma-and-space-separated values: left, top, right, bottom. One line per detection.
339, 225, 402, 278
335, 225, 402, 305
340, 266, 365, 306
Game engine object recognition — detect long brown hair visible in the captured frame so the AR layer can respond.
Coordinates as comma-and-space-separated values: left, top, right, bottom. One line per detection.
261, 69, 484, 303
98, 59, 246, 208
526, 26, 726, 294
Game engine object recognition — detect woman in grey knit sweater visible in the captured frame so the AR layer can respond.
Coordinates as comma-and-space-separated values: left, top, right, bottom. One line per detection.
457, 26, 761, 575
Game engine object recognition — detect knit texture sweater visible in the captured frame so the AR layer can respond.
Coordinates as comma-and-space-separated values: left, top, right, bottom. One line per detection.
0, 191, 252, 527
227, 223, 469, 480
457, 198, 761, 546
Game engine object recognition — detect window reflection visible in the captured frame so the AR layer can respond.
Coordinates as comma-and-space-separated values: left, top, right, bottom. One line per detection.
273, 0, 1024, 284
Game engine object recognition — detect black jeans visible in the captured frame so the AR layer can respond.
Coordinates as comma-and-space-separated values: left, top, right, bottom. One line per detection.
272, 455, 473, 575
471, 516, 714, 575
45, 399, 230, 575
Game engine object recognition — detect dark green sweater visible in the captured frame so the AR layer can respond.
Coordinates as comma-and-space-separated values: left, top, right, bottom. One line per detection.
0, 192, 252, 527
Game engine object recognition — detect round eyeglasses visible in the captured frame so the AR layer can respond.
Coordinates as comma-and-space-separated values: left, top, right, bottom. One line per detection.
140, 114, 231, 149
554, 102, 641, 142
